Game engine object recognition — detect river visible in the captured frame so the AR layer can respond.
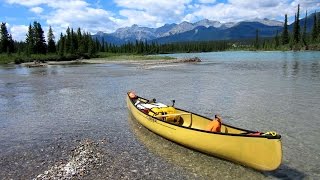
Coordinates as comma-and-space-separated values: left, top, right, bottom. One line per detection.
0, 51, 319, 179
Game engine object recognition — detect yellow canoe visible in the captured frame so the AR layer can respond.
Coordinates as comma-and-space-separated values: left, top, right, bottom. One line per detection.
126, 93, 282, 171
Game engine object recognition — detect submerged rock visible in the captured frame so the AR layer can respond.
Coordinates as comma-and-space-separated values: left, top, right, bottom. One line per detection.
181, 57, 201, 63
34, 139, 103, 179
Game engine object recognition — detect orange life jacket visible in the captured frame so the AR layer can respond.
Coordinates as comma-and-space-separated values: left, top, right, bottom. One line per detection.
205, 119, 221, 132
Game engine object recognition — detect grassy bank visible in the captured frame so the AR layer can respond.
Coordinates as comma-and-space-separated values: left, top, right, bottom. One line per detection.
0, 53, 175, 64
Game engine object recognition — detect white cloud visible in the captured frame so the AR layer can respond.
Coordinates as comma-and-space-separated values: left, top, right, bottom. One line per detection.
4, 0, 320, 40
114, 0, 193, 27
9, 25, 29, 41
47, 7, 116, 33
30, 6, 43, 14
5, 0, 118, 35
186, 0, 320, 23
198, 0, 216, 4
5, 0, 46, 7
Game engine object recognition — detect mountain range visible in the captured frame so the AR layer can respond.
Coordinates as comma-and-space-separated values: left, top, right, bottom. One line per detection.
93, 12, 318, 45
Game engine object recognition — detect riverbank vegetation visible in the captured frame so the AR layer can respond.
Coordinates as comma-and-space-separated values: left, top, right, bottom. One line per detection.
0, 4, 319, 64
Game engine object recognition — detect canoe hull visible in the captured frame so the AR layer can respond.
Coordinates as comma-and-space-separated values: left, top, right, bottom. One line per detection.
127, 95, 282, 171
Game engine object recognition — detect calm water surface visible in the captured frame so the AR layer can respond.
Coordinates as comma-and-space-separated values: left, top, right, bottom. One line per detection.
0, 51, 319, 179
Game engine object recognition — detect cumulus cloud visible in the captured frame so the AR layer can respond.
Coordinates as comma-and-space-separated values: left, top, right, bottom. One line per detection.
30, 6, 43, 14
198, 0, 216, 4
5, 0, 117, 35
5, 0, 47, 7
3, 0, 320, 40
114, 0, 192, 27
187, 0, 320, 23
9, 25, 29, 41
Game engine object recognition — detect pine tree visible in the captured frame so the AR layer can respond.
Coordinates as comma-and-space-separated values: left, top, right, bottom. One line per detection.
282, 14, 290, 45
77, 28, 83, 54
25, 24, 34, 55
88, 37, 96, 57
311, 12, 318, 42
302, 10, 308, 46
293, 4, 301, 44
0, 22, 10, 53
70, 28, 75, 54
58, 33, 65, 56
317, 13, 320, 41
65, 27, 71, 54
101, 37, 105, 52
8, 34, 14, 54
255, 29, 259, 49
47, 26, 56, 53
33, 21, 47, 54
275, 30, 279, 48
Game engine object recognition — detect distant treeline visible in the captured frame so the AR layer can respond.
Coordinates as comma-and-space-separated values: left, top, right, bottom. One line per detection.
0, 4, 319, 64
255, 5, 320, 51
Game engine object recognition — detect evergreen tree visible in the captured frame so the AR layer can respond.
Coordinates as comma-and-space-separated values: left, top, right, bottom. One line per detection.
65, 27, 71, 54
77, 28, 83, 54
282, 14, 290, 45
311, 12, 318, 42
47, 26, 56, 53
293, 4, 301, 44
33, 21, 47, 54
0, 22, 10, 53
275, 30, 279, 48
58, 33, 65, 56
255, 29, 259, 49
95, 37, 101, 52
70, 28, 75, 54
302, 10, 308, 46
25, 24, 34, 55
101, 37, 105, 52
8, 34, 14, 54
318, 13, 320, 41
88, 37, 96, 56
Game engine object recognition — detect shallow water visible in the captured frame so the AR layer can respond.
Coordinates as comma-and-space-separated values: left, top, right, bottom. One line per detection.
0, 51, 320, 179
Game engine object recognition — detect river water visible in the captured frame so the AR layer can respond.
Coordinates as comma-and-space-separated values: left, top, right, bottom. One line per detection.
0, 51, 319, 179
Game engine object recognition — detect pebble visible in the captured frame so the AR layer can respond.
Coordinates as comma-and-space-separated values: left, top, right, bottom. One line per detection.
33, 139, 103, 179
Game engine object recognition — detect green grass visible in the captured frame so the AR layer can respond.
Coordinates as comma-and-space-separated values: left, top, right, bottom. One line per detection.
0, 54, 17, 64
0, 53, 65, 64
0, 52, 175, 64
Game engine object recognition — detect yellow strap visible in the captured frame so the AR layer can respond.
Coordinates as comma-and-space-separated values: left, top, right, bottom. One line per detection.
263, 131, 277, 136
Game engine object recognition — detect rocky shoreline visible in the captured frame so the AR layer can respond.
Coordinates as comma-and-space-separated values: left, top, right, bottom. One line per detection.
34, 139, 104, 179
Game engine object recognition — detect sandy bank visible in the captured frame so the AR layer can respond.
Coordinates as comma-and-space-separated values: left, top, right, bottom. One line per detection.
22, 57, 201, 66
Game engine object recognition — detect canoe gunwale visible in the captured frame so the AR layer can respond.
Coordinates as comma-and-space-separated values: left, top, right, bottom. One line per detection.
128, 94, 281, 140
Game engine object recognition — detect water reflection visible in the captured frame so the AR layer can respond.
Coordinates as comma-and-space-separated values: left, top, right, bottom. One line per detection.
311, 61, 320, 78
128, 113, 307, 179
128, 114, 264, 179
292, 61, 300, 77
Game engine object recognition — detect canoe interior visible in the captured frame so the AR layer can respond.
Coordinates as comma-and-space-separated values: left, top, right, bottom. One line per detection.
131, 96, 270, 136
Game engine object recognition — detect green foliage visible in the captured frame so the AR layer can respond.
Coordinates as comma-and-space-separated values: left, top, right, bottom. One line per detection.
25, 21, 47, 54
293, 4, 301, 44
33, 21, 47, 54
274, 30, 280, 48
58, 33, 65, 56
254, 29, 260, 49
47, 26, 56, 53
311, 12, 318, 42
282, 14, 290, 45
302, 11, 308, 47
0, 22, 14, 54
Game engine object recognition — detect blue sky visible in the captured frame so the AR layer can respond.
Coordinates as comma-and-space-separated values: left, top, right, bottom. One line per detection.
1, 0, 319, 41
